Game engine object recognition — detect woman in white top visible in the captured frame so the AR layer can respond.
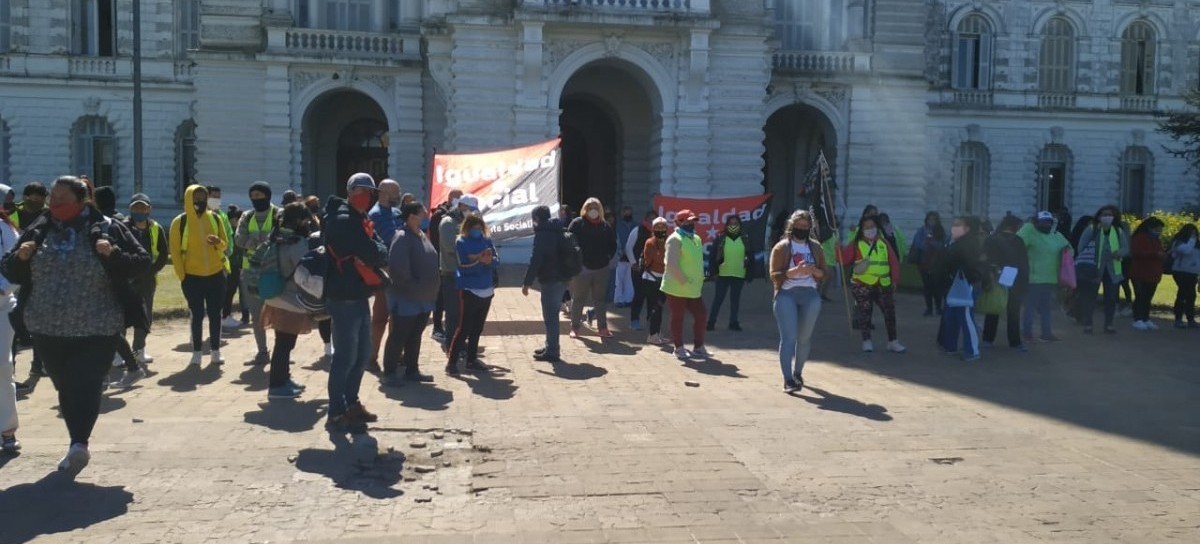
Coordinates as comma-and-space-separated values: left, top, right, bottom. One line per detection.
0, 185, 22, 454
768, 210, 826, 393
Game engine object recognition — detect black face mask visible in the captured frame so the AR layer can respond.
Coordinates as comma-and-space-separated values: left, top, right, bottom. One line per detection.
24, 200, 44, 213
622, 214, 633, 221
653, 231, 667, 240
2, 202, 14, 213
792, 228, 810, 240
251, 198, 271, 213
193, 202, 207, 214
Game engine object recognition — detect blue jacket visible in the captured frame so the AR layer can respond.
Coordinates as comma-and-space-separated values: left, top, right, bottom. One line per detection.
323, 197, 388, 301
368, 202, 401, 247
455, 234, 497, 291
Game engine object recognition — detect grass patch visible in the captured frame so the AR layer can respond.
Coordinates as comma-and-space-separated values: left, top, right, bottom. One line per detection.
153, 269, 193, 321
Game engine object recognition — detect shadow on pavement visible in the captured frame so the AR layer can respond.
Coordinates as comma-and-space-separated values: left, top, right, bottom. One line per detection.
294, 436, 404, 499
156, 363, 223, 393
576, 336, 643, 356
450, 368, 518, 400
243, 399, 328, 433
793, 386, 893, 422
535, 359, 608, 381
303, 355, 331, 372
377, 381, 454, 411
171, 338, 231, 353
681, 356, 747, 378
0, 471, 133, 543
481, 320, 557, 337
52, 394, 127, 419
232, 365, 269, 392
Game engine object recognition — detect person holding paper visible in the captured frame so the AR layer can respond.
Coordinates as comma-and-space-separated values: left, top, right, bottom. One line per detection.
983, 215, 1029, 351
1017, 211, 1070, 342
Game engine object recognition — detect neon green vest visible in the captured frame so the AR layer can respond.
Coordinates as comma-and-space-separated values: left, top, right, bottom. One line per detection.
852, 240, 891, 287
242, 208, 275, 268
718, 236, 746, 278
661, 231, 704, 299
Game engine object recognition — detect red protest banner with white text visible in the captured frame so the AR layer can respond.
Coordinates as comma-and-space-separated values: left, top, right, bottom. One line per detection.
653, 194, 773, 244
430, 139, 561, 242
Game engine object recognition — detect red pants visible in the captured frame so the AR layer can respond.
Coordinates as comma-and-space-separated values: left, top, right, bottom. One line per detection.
666, 295, 707, 349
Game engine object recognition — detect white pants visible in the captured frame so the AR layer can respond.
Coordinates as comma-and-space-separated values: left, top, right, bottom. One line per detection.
0, 295, 17, 436
615, 261, 634, 304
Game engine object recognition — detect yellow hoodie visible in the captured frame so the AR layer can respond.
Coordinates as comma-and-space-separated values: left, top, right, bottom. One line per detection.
170, 184, 230, 280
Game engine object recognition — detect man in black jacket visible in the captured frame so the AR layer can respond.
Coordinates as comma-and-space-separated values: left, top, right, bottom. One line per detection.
323, 173, 389, 433
523, 205, 569, 362
109, 193, 170, 389
624, 210, 657, 330
428, 188, 463, 341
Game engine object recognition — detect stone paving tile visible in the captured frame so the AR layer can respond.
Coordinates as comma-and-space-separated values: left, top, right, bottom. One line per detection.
2, 277, 1199, 542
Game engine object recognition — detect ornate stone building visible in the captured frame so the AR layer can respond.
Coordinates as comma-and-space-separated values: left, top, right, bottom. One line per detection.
1, 1, 1197, 228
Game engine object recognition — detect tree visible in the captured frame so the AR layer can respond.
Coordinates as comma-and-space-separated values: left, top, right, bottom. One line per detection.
1158, 90, 1200, 170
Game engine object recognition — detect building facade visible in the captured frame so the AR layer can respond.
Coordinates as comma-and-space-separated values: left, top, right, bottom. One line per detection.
0, 1, 1197, 229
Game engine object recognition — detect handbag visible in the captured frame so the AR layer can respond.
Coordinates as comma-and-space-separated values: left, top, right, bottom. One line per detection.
946, 272, 974, 308
976, 284, 1008, 315
1058, 250, 1077, 289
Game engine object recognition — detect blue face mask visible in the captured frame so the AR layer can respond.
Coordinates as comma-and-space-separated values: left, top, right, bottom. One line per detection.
677, 224, 695, 235
469, 228, 483, 239
130, 212, 150, 223
419, 218, 430, 231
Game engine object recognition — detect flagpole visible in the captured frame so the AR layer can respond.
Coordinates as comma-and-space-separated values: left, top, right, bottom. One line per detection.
817, 152, 854, 335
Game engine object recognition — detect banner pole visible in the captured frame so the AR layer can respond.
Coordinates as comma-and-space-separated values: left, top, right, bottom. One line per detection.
817, 151, 854, 335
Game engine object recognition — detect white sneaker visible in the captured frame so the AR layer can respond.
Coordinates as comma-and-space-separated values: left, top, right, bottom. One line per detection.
646, 334, 663, 345
189, 351, 203, 367
692, 346, 711, 359
862, 340, 874, 352
887, 340, 907, 353
1132, 320, 1148, 330
1145, 320, 1160, 330
221, 317, 242, 329
674, 347, 691, 361
211, 350, 225, 365
134, 350, 154, 365
324, 343, 334, 357
57, 443, 90, 476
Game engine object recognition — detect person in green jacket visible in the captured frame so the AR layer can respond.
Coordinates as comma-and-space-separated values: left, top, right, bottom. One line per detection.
662, 209, 710, 361
1017, 211, 1070, 342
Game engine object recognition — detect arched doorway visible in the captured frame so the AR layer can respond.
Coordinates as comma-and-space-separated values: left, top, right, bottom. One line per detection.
763, 104, 838, 228
302, 90, 389, 198
558, 61, 660, 214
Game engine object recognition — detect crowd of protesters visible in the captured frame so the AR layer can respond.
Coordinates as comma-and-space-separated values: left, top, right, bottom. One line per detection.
2, 171, 1197, 479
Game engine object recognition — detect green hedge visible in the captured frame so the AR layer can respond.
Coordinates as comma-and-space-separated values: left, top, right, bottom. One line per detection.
1123, 210, 1199, 246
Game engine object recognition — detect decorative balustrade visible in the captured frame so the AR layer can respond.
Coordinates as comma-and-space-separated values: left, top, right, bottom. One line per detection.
1120, 95, 1157, 112
69, 57, 117, 77
279, 29, 407, 59
952, 90, 993, 106
1038, 93, 1076, 109
772, 51, 867, 73
521, 0, 710, 13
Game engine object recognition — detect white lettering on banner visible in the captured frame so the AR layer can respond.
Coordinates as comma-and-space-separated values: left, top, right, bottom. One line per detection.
435, 150, 559, 189
657, 202, 769, 225
484, 183, 538, 211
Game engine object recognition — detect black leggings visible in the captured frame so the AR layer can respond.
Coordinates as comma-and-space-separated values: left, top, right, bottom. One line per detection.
116, 334, 138, 371
1172, 272, 1197, 322
318, 319, 331, 344
1132, 279, 1158, 322
223, 264, 242, 319
920, 270, 943, 313
447, 291, 492, 365
270, 332, 297, 388
630, 267, 647, 321
35, 335, 118, 446
643, 278, 665, 335
384, 312, 430, 375
182, 273, 226, 351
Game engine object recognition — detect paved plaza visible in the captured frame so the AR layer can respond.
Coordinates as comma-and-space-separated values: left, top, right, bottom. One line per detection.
1, 271, 1198, 543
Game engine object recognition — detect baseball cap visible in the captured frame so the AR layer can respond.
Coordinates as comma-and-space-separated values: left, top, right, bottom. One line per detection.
675, 209, 696, 223
345, 172, 377, 193
458, 195, 480, 212
129, 193, 152, 207
1036, 211, 1055, 222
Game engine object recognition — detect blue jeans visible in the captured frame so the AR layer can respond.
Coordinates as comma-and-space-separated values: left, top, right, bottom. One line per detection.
1022, 283, 1056, 337
539, 281, 567, 357
938, 288, 980, 358
773, 286, 821, 382
327, 299, 371, 418
709, 276, 745, 326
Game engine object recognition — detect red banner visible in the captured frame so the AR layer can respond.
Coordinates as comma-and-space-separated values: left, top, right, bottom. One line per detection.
653, 194, 773, 244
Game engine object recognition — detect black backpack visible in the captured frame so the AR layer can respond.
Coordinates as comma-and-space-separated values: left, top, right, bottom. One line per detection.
558, 232, 583, 281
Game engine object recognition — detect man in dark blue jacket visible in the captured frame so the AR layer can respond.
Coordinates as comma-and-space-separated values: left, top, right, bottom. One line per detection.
323, 173, 388, 433
522, 205, 568, 362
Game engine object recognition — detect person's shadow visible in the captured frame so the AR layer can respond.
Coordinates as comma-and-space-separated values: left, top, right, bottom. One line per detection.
231, 365, 269, 392
156, 363, 223, 393
293, 435, 405, 499
681, 356, 747, 378
243, 399, 328, 433
0, 472, 134, 543
454, 368, 518, 400
577, 336, 644, 357
792, 386, 893, 422
377, 381, 454, 411
52, 394, 127, 419
535, 359, 608, 381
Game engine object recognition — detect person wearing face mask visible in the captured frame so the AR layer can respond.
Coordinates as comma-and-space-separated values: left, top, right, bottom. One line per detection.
614, 206, 638, 308
323, 173, 389, 433
625, 210, 659, 331
109, 194, 169, 389
707, 214, 755, 331
235, 181, 279, 366
1168, 224, 1200, 328
170, 185, 231, 366
523, 205, 571, 362
447, 213, 499, 374
92, 187, 151, 382
381, 202, 439, 384
12, 182, 48, 233
769, 210, 826, 392
366, 179, 402, 374
1, 176, 151, 475
259, 203, 323, 400
567, 198, 618, 338
640, 217, 670, 344
661, 209, 711, 360
840, 215, 905, 353
1129, 216, 1167, 330
428, 189, 463, 343
982, 215, 1029, 352
1074, 206, 1131, 334
1016, 211, 1070, 342
933, 216, 987, 361
438, 194, 479, 356
908, 211, 946, 316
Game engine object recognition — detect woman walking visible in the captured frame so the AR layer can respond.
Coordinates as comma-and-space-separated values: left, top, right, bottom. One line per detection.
934, 216, 987, 361
0, 176, 150, 475
567, 198, 617, 338
840, 215, 906, 353
383, 203, 440, 385
1129, 217, 1166, 330
770, 210, 825, 393
1169, 224, 1200, 328
1074, 206, 1130, 334
1017, 211, 1070, 342
0, 185, 20, 454
707, 213, 754, 331
641, 218, 670, 345
909, 212, 946, 316
170, 184, 230, 366
446, 213, 498, 375
260, 203, 321, 399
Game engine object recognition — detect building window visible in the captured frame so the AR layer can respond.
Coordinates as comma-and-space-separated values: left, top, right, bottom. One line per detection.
73, 0, 117, 57
176, 120, 197, 201
178, 0, 200, 55
1038, 17, 1075, 93
1037, 144, 1071, 213
956, 142, 989, 216
952, 15, 992, 90
775, 0, 845, 51
1120, 22, 1156, 96
1, 2, 11, 54
1119, 146, 1152, 217
0, 119, 9, 188
72, 116, 116, 189
326, 0, 372, 32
